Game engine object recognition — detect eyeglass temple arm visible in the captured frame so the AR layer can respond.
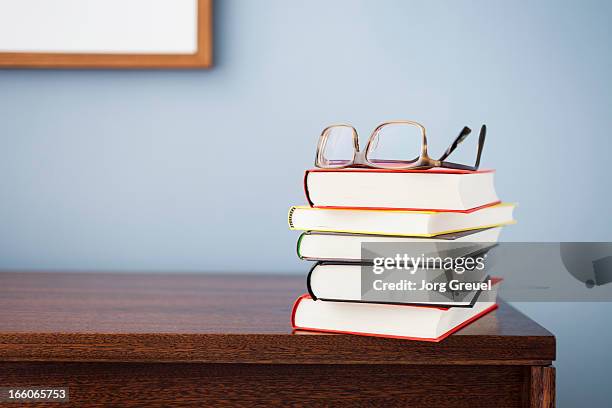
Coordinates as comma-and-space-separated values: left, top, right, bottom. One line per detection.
438, 126, 471, 161
474, 124, 486, 169
438, 125, 487, 169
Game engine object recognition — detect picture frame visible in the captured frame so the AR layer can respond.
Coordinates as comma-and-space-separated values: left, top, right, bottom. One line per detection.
0, 0, 212, 69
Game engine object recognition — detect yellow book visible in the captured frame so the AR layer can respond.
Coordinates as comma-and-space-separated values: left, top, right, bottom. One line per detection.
288, 203, 516, 238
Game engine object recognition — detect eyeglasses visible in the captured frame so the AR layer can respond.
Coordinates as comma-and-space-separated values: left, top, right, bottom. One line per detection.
315, 120, 486, 170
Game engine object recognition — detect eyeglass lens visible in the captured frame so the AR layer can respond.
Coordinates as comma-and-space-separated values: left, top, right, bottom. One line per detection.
366, 123, 422, 168
320, 126, 355, 168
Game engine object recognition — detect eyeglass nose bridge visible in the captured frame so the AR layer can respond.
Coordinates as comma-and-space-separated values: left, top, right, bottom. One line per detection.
352, 150, 368, 167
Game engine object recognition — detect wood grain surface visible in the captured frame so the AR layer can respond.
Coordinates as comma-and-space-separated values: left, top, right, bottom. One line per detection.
529, 366, 556, 408
0, 272, 555, 365
0, 362, 532, 408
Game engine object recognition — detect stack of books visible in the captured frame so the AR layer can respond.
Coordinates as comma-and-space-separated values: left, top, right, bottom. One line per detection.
288, 167, 515, 341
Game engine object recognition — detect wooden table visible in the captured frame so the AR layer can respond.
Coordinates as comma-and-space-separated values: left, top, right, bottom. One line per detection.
0, 272, 555, 407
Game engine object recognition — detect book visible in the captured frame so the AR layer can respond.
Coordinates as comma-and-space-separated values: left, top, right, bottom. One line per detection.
304, 168, 499, 211
291, 279, 500, 341
297, 227, 501, 261
288, 203, 515, 237
307, 261, 491, 306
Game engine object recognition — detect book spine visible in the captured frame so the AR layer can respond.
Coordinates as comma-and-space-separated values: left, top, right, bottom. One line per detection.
303, 170, 315, 207
296, 232, 306, 259
287, 206, 297, 229
306, 262, 318, 300
290, 294, 310, 328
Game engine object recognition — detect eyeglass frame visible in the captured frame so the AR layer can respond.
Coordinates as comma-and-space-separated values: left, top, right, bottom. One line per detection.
314, 120, 486, 171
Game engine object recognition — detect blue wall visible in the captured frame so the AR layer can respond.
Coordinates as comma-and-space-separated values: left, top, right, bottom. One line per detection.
1, 0, 611, 405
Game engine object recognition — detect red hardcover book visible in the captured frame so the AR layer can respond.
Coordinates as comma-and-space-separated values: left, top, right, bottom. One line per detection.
304, 168, 500, 212
291, 279, 500, 342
